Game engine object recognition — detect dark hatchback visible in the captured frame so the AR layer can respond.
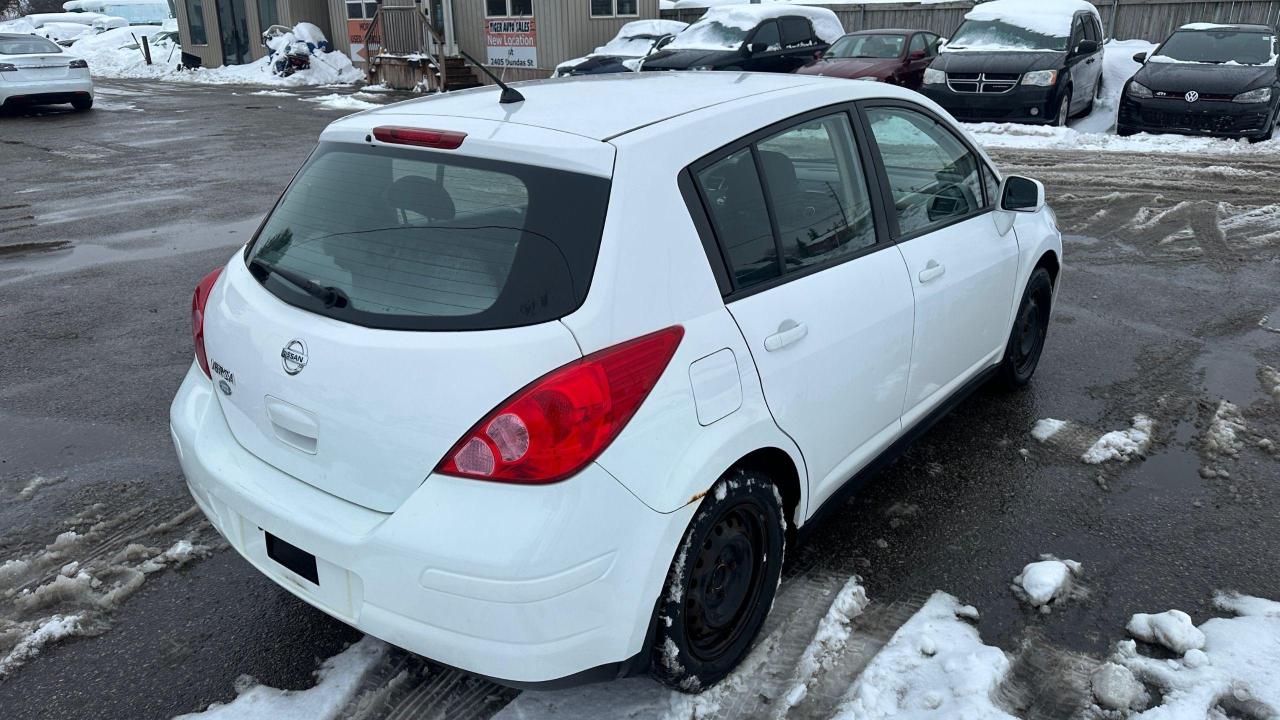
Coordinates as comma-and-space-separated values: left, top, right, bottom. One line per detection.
919, 1, 1104, 126
1118, 24, 1279, 141
641, 8, 836, 74
795, 29, 943, 90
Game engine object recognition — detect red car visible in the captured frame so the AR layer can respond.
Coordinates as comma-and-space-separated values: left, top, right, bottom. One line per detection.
795, 29, 944, 90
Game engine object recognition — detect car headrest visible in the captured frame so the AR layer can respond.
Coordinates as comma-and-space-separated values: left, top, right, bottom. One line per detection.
386, 175, 456, 222
757, 150, 798, 194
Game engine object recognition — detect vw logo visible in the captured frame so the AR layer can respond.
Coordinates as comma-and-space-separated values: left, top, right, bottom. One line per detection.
1184, 90, 1199, 103
281, 339, 308, 376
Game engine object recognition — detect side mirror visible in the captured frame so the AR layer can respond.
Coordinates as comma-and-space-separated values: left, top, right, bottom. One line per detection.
908, 50, 926, 60
1132, 51, 1147, 63
1000, 176, 1045, 213
746, 42, 768, 55
1074, 39, 1099, 56
813, 49, 824, 61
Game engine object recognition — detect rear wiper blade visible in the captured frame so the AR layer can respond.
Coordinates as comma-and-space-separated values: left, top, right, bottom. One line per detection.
248, 257, 350, 309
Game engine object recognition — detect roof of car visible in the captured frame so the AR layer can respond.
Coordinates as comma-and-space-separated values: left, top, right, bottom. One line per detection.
845, 29, 918, 36
1178, 22, 1274, 33
354, 71, 840, 142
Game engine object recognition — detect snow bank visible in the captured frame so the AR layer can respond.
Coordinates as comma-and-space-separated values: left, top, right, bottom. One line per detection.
1012, 556, 1082, 610
1116, 594, 1280, 718
176, 636, 389, 720
1081, 415, 1154, 464
667, 4, 843, 51
70, 22, 362, 86
783, 576, 869, 709
0, 615, 84, 678
1265, 366, 1280, 401
834, 592, 1016, 719
304, 93, 378, 111
1127, 609, 1206, 655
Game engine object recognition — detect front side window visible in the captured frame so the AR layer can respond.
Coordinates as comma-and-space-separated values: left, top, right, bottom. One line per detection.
590, 0, 636, 16
779, 17, 812, 48
186, 0, 207, 44
908, 33, 927, 55
697, 149, 779, 289
751, 20, 780, 50
246, 143, 610, 331
756, 114, 876, 268
866, 106, 984, 237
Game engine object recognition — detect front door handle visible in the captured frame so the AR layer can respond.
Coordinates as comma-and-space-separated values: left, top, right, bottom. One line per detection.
918, 260, 946, 284
764, 320, 807, 352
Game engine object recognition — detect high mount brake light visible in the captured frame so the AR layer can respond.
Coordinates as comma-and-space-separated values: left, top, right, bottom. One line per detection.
436, 326, 685, 485
372, 126, 467, 150
191, 267, 224, 378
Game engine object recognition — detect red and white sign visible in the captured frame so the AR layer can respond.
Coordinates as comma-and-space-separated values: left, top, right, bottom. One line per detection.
484, 18, 537, 69
348, 18, 381, 62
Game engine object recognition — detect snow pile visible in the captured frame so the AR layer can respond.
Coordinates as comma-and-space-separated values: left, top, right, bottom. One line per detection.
0, 614, 83, 679
1115, 594, 1280, 718
304, 93, 379, 111
1263, 366, 1280, 401
783, 576, 870, 709
70, 22, 362, 85
176, 636, 390, 719
595, 19, 688, 57
1091, 662, 1146, 712
1127, 609, 1206, 655
1012, 556, 1082, 611
16, 475, 63, 501
1031, 418, 1068, 442
834, 592, 1016, 720
1204, 401, 1247, 457
1081, 415, 1154, 464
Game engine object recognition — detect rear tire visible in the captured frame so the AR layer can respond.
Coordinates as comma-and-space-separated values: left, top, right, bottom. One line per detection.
71, 96, 92, 111
997, 267, 1053, 390
651, 470, 786, 693
1053, 88, 1072, 127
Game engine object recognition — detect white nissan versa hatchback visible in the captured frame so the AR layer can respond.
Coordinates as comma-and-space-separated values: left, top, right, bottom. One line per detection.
171, 72, 1061, 691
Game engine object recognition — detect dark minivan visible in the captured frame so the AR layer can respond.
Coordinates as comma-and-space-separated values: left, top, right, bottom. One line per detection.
919, 0, 1104, 126
1118, 23, 1279, 141
641, 6, 842, 74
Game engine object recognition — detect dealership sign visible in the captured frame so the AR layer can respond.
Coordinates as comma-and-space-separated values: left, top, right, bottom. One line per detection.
484, 18, 537, 69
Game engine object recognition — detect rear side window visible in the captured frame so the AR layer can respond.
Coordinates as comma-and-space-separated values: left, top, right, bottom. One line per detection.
247, 143, 611, 331
865, 106, 984, 236
697, 148, 780, 289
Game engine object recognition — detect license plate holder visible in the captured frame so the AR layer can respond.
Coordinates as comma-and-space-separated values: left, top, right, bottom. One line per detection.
264, 532, 319, 585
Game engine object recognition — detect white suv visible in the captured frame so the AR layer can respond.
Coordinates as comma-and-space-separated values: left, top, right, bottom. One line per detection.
170, 72, 1061, 691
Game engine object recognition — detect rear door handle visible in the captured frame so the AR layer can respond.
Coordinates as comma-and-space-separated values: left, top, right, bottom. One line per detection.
764, 320, 807, 352
918, 260, 946, 284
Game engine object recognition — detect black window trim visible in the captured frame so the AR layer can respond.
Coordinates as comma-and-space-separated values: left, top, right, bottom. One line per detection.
682, 102, 894, 304
854, 98, 999, 244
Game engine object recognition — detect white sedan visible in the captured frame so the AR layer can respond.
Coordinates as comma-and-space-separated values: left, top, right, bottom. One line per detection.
0, 33, 93, 110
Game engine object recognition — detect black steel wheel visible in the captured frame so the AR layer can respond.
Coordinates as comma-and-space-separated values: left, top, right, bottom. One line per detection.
997, 267, 1054, 390
651, 470, 785, 693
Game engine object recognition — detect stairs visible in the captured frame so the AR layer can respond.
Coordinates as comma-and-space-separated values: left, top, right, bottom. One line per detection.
442, 56, 483, 91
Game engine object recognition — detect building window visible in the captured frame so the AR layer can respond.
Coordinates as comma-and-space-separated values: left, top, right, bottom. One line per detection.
591, 0, 636, 16
186, 0, 207, 44
257, 0, 278, 32
487, 0, 531, 17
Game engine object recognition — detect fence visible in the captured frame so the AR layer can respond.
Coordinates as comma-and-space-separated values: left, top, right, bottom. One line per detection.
659, 0, 1280, 42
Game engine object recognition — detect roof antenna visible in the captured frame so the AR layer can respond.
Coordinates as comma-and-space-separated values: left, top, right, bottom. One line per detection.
455, 48, 525, 104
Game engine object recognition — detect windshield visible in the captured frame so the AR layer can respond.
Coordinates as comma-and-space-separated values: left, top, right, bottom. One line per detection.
246, 143, 611, 331
1154, 30, 1276, 65
666, 19, 748, 51
827, 34, 905, 59
0, 36, 63, 53
947, 19, 1068, 52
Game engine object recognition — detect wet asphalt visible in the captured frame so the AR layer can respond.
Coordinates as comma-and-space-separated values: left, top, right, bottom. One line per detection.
0, 80, 1277, 719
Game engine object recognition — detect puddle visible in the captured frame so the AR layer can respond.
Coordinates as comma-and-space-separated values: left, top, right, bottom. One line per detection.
1196, 345, 1266, 407
1102, 419, 1205, 517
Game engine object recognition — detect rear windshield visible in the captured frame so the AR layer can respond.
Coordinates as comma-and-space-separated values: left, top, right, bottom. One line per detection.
1155, 30, 1276, 65
0, 37, 63, 54
245, 142, 611, 331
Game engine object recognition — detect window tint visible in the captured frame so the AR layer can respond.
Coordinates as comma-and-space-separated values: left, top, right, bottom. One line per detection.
982, 163, 1001, 208
186, 0, 207, 44
756, 114, 876, 268
697, 149, 779, 289
0, 36, 62, 54
1083, 16, 1100, 43
866, 106, 984, 236
908, 33, 927, 55
925, 34, 940, 56
779, 17, 811, 47
752, 20, 779, 49
247, 143, 610, 331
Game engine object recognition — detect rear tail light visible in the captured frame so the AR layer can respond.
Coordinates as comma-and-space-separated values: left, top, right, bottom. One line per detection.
68, 59, 88, 69
436, 326, 685, 484
372, 126, 466, 150
191, 267, 224, 378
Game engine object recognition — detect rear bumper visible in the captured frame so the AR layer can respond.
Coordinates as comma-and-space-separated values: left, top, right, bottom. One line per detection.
920, 84, 1058, 124
1117, 96, 1276, 138
169, 362, 693, 685
0, 77, 93, 106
